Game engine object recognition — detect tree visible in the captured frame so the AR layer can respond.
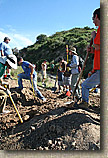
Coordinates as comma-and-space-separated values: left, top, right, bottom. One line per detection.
12, 47, 19, 56
36, 34, 47, 43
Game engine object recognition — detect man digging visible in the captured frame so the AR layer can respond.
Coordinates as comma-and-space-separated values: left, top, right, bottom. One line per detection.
17, 57, 46, 103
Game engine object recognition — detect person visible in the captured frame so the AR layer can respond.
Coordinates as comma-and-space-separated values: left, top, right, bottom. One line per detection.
58, 57, 67, 92
68, 47, 81, 100
57, 58, 64, 93
79, 8, 100, 108
0, 37, 13, 79
63, 65, 72, 96
17, 57, 46, 102
50, 62, 55, 74
41, 60, 47, 87
0, 54, 17, 113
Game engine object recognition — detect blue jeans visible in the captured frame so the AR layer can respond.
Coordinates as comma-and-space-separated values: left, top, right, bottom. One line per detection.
17, 73, 45, 100
81, 70, 100, 103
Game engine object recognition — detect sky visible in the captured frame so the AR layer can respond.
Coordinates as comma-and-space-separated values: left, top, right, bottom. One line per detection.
0, 0, 100, 49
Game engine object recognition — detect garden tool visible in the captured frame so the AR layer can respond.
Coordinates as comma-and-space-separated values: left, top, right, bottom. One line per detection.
31, 79, 36, 102
4, 85, 23, 123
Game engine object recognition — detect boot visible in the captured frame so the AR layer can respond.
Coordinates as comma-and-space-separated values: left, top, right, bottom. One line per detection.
78, 101, 89, 109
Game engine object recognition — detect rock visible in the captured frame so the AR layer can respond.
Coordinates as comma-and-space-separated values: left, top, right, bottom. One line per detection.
44, 147, 49, 150
48, 140, 52, 145
23, 115, 30, 121
58, 141, 61, 146
72, 141, 76, 146
31, 126, 35, 131
38, 146, 44, 150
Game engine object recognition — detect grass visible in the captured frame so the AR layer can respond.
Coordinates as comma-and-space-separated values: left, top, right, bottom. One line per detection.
11, 66, 23, 79
11, 67, 55, 89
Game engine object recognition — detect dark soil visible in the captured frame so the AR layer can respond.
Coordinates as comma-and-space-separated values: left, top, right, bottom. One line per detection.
0, 79, 100, 150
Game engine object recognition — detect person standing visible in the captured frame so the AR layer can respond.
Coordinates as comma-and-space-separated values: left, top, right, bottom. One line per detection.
50, 62, 55, 74
0, 54, 17, 113
57, 58, 64, 93
79, 8, 100, 108
41, 60, 47, 87
69, 47, 81, 100
0, 37, 13, 79
17, 57, 46, 102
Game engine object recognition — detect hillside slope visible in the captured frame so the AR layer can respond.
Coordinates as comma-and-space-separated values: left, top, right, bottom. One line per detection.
18, 27, 95, 77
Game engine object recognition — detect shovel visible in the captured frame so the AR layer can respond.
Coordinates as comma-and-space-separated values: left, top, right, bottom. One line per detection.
8, 93, 23, 123
4, 85, 23, 123
72, 38, 93, 98
72, 50, 89, 98
65, 50, 90, 106
31, 79, 36, 102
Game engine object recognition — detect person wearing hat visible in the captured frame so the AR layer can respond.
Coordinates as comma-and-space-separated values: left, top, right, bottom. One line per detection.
0, 37, 13, 79
0, 54, 17, 113
17, 57, 46, 102
68, 47, 81, 100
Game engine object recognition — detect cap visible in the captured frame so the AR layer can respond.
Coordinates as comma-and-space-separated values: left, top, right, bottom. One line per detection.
4, 37, 10, 42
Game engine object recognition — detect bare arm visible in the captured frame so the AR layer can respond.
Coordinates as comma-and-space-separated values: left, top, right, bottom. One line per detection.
0, 50, 4, 56
93, 44, 100, 51
29, 64, 34, 79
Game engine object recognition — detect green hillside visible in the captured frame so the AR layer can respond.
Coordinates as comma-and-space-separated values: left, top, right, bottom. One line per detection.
19, 26, 95, 78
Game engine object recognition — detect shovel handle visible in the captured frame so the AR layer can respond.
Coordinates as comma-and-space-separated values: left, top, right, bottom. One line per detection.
31, 79, 36, 100
72, 38, 93, 97
9, 94, 23, 123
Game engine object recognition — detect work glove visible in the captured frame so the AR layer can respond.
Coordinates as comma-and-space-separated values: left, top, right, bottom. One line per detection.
5, 89, 11, 95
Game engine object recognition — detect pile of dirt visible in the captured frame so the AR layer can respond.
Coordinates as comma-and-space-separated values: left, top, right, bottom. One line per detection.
0, 79, 100, 150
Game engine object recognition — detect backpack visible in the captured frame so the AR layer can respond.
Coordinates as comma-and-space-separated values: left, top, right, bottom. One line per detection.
78, 57, 84, 72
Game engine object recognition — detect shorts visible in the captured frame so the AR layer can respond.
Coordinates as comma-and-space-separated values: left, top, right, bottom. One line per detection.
63, 76, 71, 86
58, 81, 63, 86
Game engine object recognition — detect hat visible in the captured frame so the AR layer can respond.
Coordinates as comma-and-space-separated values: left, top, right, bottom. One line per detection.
6, 54, 17, 69
4, 37, 10, 42
70, 47, 77, 55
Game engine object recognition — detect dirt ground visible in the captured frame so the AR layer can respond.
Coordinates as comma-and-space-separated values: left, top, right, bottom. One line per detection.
0, 79, 100, 150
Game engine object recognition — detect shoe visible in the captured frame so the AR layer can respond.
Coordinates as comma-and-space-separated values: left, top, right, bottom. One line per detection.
42, 83, 45, 87
3, 75, 9, 79
78, 101, 89, 109
75, 96, 82, 102
7, 75, 13, 80
42, 83, 46, 87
